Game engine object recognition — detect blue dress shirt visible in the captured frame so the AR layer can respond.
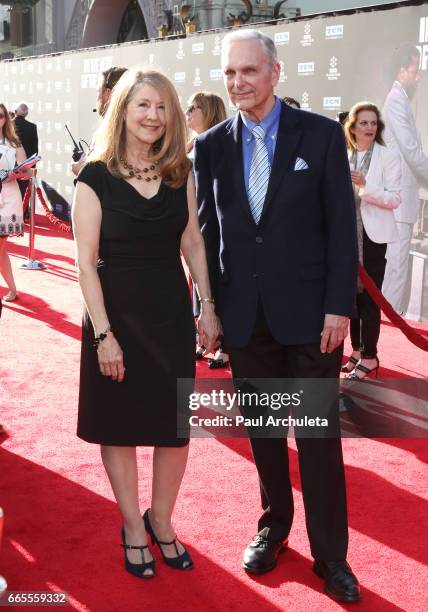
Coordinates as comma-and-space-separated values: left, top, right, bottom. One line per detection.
240, 96, 282, 196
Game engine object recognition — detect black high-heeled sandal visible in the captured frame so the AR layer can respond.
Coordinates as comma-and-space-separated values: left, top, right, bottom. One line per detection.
346, 357, 379, 380
195, 345, 205, 360
208, 349, 230, 370
341, 355, 359, 373
121, 527, 155, 579
208, 357, 230, 369
143, 509, 193, 570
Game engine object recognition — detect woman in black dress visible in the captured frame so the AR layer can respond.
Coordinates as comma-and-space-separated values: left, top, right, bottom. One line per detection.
72, 68, 219, 579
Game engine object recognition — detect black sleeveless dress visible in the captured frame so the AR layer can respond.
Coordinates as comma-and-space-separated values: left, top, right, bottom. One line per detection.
76, 162, 195, 447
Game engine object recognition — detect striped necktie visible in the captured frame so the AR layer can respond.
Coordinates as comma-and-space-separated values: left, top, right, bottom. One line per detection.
248, 124, 270, 224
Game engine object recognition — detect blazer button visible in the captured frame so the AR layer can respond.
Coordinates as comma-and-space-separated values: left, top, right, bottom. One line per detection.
255, 236, 263, 244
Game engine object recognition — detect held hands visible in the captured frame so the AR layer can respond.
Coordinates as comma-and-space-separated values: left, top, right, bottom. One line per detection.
97, 331, 125, 382
320, 314, 349, 354
7, 171, 28, 181
350, 170, 365, 188
197, 304, 222, 354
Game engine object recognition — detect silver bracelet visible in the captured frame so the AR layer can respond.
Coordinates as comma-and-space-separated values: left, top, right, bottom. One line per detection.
199, 297, 215, 305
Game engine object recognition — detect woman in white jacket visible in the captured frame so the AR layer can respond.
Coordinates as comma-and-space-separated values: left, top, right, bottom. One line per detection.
343, 102, 401, 379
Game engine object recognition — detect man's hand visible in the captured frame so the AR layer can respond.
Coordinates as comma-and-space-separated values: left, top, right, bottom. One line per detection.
320, 314, 349, 354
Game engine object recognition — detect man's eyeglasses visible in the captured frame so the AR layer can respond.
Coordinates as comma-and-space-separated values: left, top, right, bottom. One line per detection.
186, 105, 200, 114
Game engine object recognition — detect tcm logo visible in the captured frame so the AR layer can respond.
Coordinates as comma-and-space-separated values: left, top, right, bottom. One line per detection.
174, 72, 186, 83
193, 68, 202, 87
275, 32, 290, 45
323, 96, 341, 109
176, 42, 185, 60
300, 23, 314, 47
212, 36, 221, 56
210, 68, 223, 81
325, 24, 344, 40
301, 91, 311, 111
192, 42, 204, 55
326, 56, 341, 80
279, 60, 287, 83
417, 16, 428, 70
298, 62, 315, 75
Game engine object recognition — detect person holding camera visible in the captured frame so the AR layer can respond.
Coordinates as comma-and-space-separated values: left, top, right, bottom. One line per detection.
71, 66, 128, 176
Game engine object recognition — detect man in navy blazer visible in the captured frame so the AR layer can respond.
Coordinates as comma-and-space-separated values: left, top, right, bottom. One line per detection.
194, 30, 360, 603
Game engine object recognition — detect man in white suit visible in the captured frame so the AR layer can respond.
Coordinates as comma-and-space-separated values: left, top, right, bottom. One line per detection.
382, 44, 428, 312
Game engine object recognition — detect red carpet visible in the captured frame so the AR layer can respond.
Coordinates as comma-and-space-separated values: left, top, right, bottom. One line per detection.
1, 220, 427, 611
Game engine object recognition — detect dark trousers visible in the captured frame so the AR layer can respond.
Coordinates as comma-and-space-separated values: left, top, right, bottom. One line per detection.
350, 230, 387, 358
18, 180, 30, 220
227, 302, 348, 561
18, 180, 27, 200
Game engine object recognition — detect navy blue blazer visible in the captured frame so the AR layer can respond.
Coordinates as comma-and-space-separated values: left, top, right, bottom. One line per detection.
194, 101, 358, 348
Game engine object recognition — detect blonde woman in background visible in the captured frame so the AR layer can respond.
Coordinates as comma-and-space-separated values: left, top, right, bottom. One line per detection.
186, 90, 227, 158
185, 91, 229, 368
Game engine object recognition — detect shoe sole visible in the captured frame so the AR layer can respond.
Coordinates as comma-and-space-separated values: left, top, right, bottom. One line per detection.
242, 543, 287, 574
126, 568, 156, 579
312, 566, 362, 603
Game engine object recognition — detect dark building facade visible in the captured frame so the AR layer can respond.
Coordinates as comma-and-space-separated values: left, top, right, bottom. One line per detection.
0, 0, 400, 59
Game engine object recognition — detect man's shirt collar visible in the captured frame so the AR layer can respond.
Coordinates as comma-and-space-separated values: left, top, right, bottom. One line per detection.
240, 96, 282, 142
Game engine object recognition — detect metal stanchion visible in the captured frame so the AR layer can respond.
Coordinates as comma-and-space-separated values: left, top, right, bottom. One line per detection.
20, 169, 44, 270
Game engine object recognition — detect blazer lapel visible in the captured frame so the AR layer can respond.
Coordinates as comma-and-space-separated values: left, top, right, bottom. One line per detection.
224, 113, 257, 224
260, 103, 303, 222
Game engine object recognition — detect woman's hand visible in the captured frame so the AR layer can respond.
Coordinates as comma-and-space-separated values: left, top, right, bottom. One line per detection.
14, 171, 29, 180
350, 170, 366, 187
97, 332, 125, 382
7, 170, 28, 181
197, 305, 222, 354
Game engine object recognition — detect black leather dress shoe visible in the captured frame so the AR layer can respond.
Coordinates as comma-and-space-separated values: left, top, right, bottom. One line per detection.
313, 560, 361, 603
242, 527, 288, 574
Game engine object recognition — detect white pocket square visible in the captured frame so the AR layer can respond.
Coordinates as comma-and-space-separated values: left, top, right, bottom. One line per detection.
294, 157, 309, 171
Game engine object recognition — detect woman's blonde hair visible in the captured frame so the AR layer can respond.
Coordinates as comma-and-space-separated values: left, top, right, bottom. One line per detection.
190, 91, 227, 131
88, 68, 190, 188
186, 91, 227, 151
344, 101, 385, 151
0, 103, 20, 147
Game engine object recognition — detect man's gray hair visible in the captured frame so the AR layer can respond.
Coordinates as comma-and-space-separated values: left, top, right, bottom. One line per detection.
221, 29, 278, 65
15, 103, 29, 117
